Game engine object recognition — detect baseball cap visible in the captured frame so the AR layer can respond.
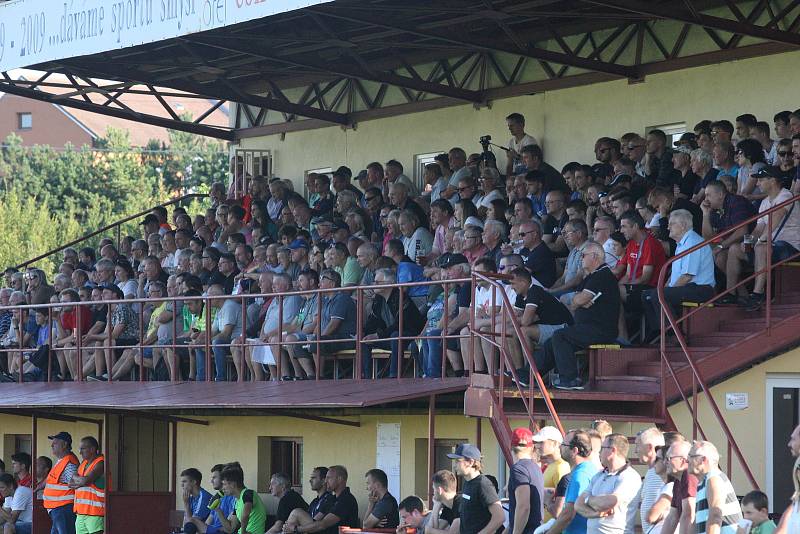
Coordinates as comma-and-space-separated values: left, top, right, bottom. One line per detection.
140, 214, 159, 226
48, 431, 72, 445
511, 427, 534, 447
752, 166, 781, 179
439, 253, 469, 269
532, 426, 564, 444
356, 169, 369, 183
464, 216, 484, 230
673, 145, 693, 155
673, 132, 698, 148
446, 443, 482, 460
288, 239, 310, 250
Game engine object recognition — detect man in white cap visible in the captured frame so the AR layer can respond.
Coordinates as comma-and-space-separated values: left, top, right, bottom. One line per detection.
447, 444, 504, 534
534, 427, 570, 522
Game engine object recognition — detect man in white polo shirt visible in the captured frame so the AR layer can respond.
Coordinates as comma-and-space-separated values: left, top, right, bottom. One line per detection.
574, 433, 642, 534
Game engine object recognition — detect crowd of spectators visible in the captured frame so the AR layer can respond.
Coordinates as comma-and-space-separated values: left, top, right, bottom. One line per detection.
172, 421, 800, 534
1, 110, 800, 389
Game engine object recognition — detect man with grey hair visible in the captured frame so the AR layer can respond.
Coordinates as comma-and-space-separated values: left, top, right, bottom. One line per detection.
689, 148, 718, 204
533, 241, 620, 390
94, 259, 116, 285
635, 427, 667, 534
641, 209, 715, 342
473, 167, 503, 209
388, 181, 429, 229
0, 288, 15, 344
267, 472, 308, 534
482, 219, 507, 266
356, 243, 380, 286
688, 441, 742, 534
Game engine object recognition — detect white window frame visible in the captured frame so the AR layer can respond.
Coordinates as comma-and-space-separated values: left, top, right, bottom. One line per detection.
304, 167, 333, 199
646, 122, 686, 148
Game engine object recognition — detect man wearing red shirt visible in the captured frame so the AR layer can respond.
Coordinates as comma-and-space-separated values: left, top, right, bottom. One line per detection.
618, 211, 667, 339
11, 452, 32, 488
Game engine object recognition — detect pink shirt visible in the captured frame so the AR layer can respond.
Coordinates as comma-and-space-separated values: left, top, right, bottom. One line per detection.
433, 217, 457, 254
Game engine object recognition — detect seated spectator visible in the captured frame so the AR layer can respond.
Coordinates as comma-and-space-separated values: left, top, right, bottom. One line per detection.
641, 210, 715, 339
283, 465, 358, 534
429, 199, 456, 261
10, 453, 31, 489
461, 224, 488, 266
399, 210, 433, 263
517, 220, 557, 288
385, 240, 429, 312
735, 138, 768, 203
713, 140, 740, 183
363, 468, 399, 529
181, 467, 213, 533
507, 268, 573, 386
204, 284, 243, 382
53, 289, 92, 381
591, 216, 620, 269
427, 470, 461, 534
388, 182, 429, 229
542, 190, 569, 256
420, 257, 462, 378
266, 473, 308, 534
729, 167, 800, 311
534, 242, 621, 390
473, 168, 503, 210
482, 220, 505, 266
324, 243, 363, 288
700, 180, 756, 298
220, 465, 267, 534
549, 219, 589, 301
355, 243, 380, 286
691, 148, 720, 204
92, 284, 138, 381
648, 187, 703, 252
671, 146, 699, 200
396, 495, 430, 534
360, 269, 425, 379
0, 472, 33, 534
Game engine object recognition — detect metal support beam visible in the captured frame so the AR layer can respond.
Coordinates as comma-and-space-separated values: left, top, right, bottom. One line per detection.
427, 394, 436, 509
584, 0, 800, 47
0, 79, 235, 141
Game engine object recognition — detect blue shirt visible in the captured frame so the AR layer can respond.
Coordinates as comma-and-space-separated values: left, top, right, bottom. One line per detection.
508, 458, 544, 534
670, 230, 715, 287
208, 494, 236, 530
190, 488, 213, 521
564, 461, 599, 534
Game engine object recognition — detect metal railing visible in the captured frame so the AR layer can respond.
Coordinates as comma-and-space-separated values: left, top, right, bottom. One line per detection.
656, 192, 800, 490
14, 193, 206, 270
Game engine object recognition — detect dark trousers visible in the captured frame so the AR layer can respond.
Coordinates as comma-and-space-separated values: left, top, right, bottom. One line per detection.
534, 324, 616, 383
360, 331, 413, 378
642, 284, 715, 335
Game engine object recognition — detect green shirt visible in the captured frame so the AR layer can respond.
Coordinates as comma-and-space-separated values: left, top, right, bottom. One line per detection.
752, 520, 777, 534
235, 488, 266, 534
335, 256, 363, 287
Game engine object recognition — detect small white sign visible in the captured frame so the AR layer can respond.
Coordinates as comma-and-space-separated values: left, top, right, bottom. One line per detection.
725, 392, 749, 411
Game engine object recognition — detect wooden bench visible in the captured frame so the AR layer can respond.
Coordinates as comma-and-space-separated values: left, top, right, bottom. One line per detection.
331, 346, 416, 379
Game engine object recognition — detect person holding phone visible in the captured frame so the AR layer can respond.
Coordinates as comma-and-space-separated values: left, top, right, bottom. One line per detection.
532, 242, 620, 390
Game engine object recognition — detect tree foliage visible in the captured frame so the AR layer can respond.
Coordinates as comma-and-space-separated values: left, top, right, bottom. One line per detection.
0, 124, 227, 273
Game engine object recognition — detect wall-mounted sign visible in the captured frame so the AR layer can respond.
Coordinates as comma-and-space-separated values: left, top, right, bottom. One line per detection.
725, 392, 749, 411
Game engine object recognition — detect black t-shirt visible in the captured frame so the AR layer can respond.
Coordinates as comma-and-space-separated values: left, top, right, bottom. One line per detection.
324, 487, 359, 534
457, 283, 472, 309
308, 491, 335, 519
440, 495, 462, 525
555, 473, 570, 498
508, 459, 544, 534
459, 475, 499, 534
277, 489, 308, 522
370, 492, 399, 528
91, 304, 108, 326
675, 171, 700, 198
521, 242, 557, 288
574, 264, 621, 335
515, 285, 573, 326
542, 213, 569, 240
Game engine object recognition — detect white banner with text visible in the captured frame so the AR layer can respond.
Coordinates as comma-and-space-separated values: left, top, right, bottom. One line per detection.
0, 0, 330, 71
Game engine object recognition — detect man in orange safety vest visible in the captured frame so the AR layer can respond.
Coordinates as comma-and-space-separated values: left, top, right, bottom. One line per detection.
43, 431, 79, 534
69, 436, 105, 534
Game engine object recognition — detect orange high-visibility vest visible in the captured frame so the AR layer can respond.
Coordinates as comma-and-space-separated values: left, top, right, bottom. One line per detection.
42, 453, 79, 509
74, 455, 105, 517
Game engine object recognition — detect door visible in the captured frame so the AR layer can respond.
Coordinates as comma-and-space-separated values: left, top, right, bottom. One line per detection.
767, 377, 800, 512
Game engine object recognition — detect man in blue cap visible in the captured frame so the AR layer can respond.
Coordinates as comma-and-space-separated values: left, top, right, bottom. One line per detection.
447, 444, 504, 534
288, 239, 310, 273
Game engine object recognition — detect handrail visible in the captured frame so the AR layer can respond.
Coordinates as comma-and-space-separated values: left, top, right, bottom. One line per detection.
471, 271, 565, 437
14, 193, 206, 270
656, 192, 800, 490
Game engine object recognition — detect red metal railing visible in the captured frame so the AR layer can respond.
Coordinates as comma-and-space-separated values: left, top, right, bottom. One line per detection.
14, 193, 206, 270
469, 271, 565, 438
656, 193, 800, 490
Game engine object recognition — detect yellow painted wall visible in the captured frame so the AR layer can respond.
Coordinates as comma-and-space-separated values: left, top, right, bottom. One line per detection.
668, 347, 800, 495
238, 50, 800, 189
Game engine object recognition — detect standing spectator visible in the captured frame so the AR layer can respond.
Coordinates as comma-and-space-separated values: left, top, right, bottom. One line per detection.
506, 113, 539, 176
641, 210, 715, 341
534, 242, 621, 390
688, 441, 742, 534
660, 439, 696, 534
266, 473, 307, 534
574, 434, 642, 534
507, 428, 544, 534
70, 436, 105, 534
546, 429, 598, 534
776, 424, 800, 533
534, 427, 570, 523
283, 465, 358, 534
739, 491, 776, 534
635, 428, 667, 534
181, 467, 213, 531
363, 469, 399, 529
43, 432, 79, 534
446, 444, 504, 534
0, 473, 32, 534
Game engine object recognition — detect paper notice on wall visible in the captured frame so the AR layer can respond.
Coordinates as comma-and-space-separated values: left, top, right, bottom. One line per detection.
376, 423, 401, 500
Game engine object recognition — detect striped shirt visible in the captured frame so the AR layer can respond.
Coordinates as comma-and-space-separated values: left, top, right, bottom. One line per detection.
639, 467, 665, 534
694, 470, 741, 534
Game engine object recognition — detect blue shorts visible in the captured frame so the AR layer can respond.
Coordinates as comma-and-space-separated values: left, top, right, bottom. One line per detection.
142, 347, 154, 359
537, 323, 567, 344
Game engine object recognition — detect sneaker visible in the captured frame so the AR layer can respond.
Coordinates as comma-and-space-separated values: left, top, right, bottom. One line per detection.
716, 294, 739, 305
744, 292, 765, 312
86, 374, 107, 382
552, 378, 585, 390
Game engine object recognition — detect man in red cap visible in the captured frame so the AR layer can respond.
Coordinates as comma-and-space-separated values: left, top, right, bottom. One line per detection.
509, 428, 545, 534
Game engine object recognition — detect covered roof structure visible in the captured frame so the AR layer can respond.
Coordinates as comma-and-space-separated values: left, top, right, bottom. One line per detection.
1, 0, 798, 141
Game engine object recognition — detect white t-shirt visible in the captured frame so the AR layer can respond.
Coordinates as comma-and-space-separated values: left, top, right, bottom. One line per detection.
474, 284, 517, 317
758, 188, 800, 248
473, 190, 503, 210
3, 485, 33, 523
508, 134, 539, 154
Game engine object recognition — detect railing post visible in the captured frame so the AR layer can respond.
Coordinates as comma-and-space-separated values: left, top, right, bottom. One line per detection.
171, 299, 178, 382
47, 307, 53, 382
276, 294, 283, 382
315, 290, 322, 380
76, 302, 83, 382
469, 275, 476, 375
241, 293, 248, 383
767, 211, 773, 333
397, 286, 404, 380
105, 304, 113, 383
204, 295, 211, 382
442, 281, 449, 378
138, 298, 145, 382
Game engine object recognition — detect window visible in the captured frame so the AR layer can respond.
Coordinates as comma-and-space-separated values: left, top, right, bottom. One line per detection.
414, 438, 466, 498
646, 122, 686, 148
257, 437, 303, 493
304, 167, 333, 200
414, 152, 443, 194
17, 113, 32, 130
3, 434, 32, 468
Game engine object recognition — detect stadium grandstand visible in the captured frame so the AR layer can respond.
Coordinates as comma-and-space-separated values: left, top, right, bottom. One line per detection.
1, 0, 800, 532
